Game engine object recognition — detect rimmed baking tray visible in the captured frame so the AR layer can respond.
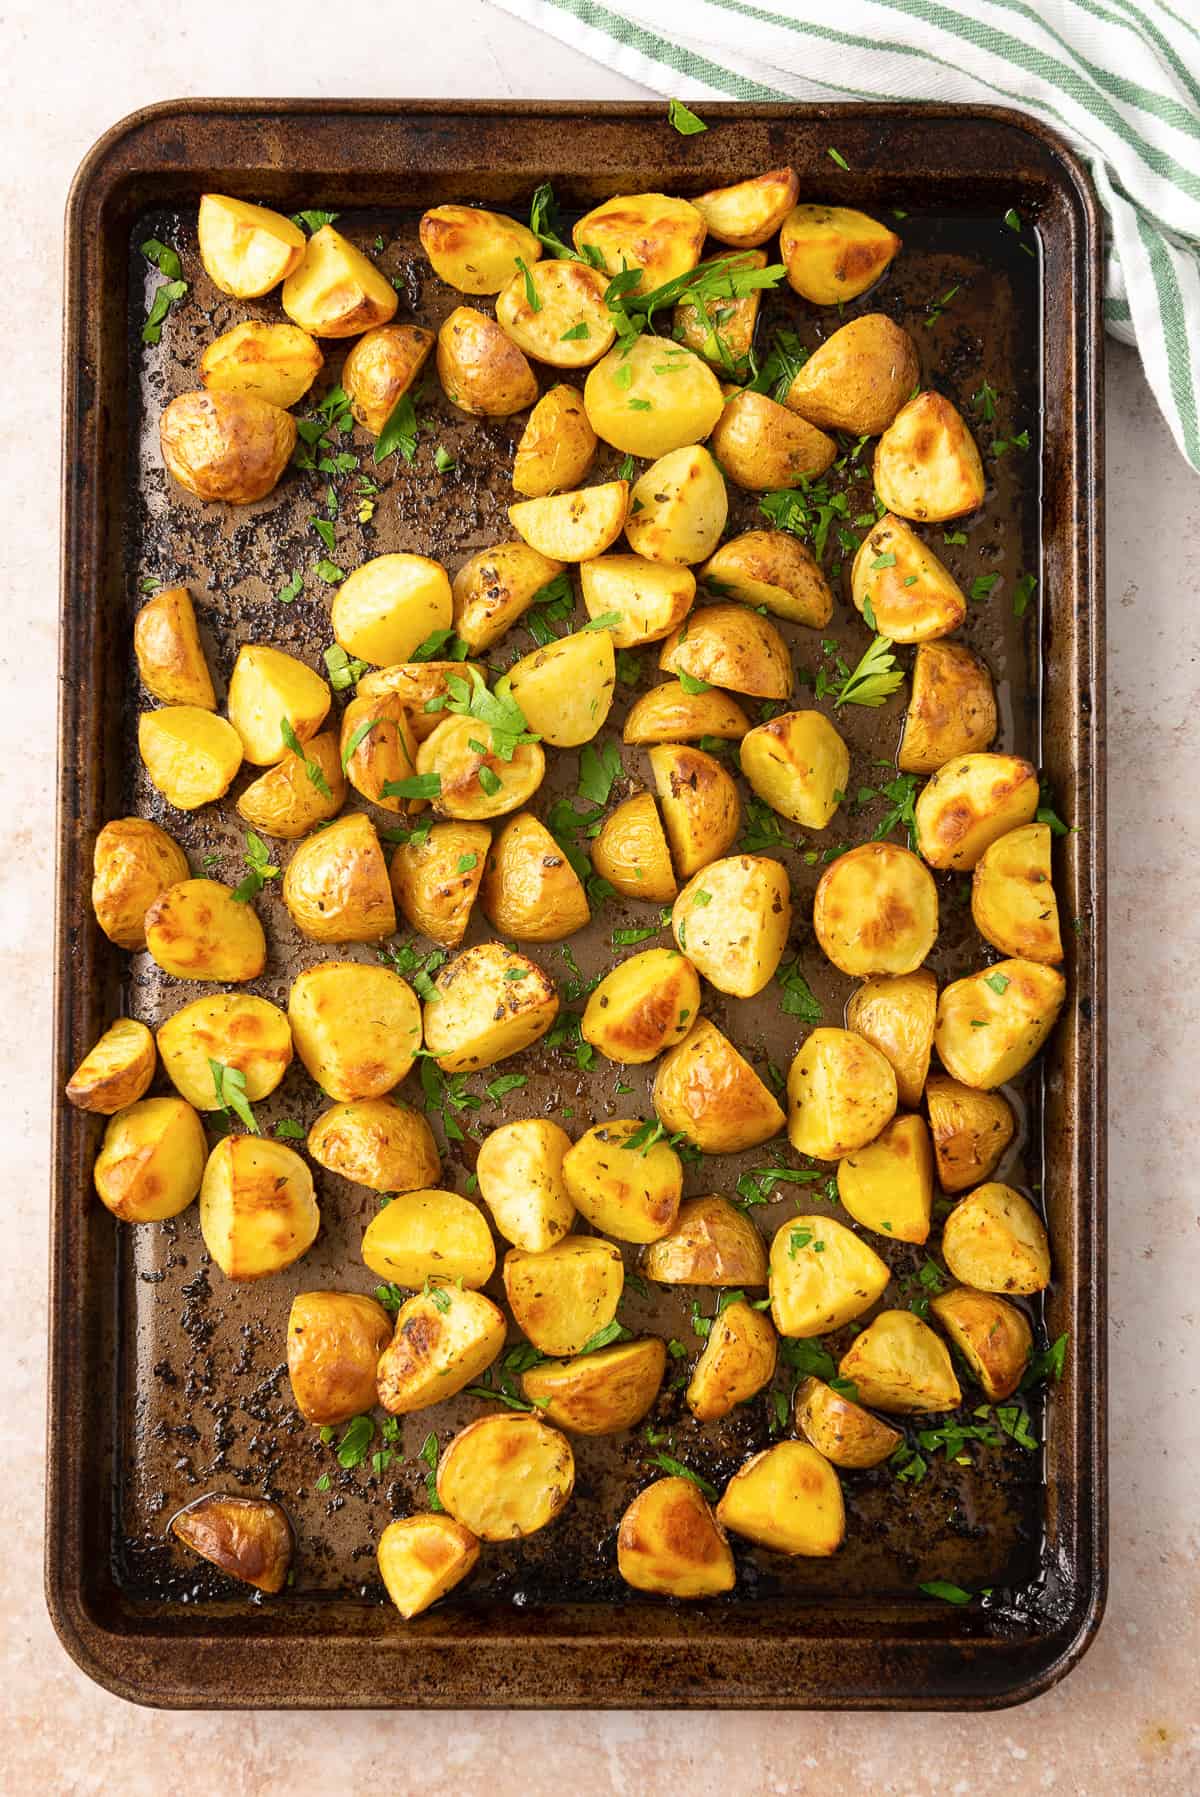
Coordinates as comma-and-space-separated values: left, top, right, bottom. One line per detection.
49, 100, 1105, 1709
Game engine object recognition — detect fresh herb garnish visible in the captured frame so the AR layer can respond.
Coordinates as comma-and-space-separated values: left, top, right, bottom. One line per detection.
280, 716, 333, 798
919, 1579, 973, 1605
1012, 572, 1038, 618
419, 1431, 445, 1510
290, 209, 339, 232
646, 1452, 718, 1500
230, 830, 280, 903
209, 1060, 259, 1133
833, 635, 904, 708
826, 146, 850, 170
776, 957, 822, 1024
668, 99, 708, 136
375, 391, 422, 464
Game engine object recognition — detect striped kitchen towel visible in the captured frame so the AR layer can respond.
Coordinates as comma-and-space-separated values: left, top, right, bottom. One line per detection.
487, 0, 1200, 471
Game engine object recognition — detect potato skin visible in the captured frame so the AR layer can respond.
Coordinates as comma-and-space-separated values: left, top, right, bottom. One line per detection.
133, 586, 216, 709
584, 336, 723, 459
92, 817, 189, 950
287, 960, 421, 1101
686, 1301, 777, 1422
836, 1113, 934, 1245
941, 1182, 1051, 1294
617, 1477, 735, 1598
513, 385, 598, 498
143, 878, 266, 983
580, 555, 695, 649
899, 640, 997, 774
708, 389, 836, 491
851, 514, 968, 642
503, 1235, 624, 1356
934, 957, 1066, 1088
377, 1514, 480, 1620
972, 822, 1063, 963
837, 1309, 962, 1414
342, 323, 434, 435
197, 193, 306, 298
624, 680, 750, 745
93, 1096, 206, 1222
307, 1098, 440, 1193
592, 792, 677, 902
624, 446, 728, 566
787, 1027, 897, 1161
505, 629, 616, 749
812, 842, 939, 977
419, 204, 542, 295
281, 224, 398, 337
582, 947, 700, 1065
199, 1136, 320, 1281
418, 714, 547, 819
780, 204, 901, 305
508, 481, 630, 562
521, 1339, 666, 1435
201, 319, 323, 409
846, 968, 938, 1110
562, 1120, 683, 1244
361, 1188, 496, 1290
437, 1414, 574, 1542
376, 1286, 506, 1414
282, 812, 396, 944
717, 1441, 845, 1557
659, 602, 792, 699
332, 553, 454, 669
700, 530, 833, 628
653, 1017, 784, 1153
138, 707, 244, 810
914, 753, 1039, 871
479, 812, 590, 942
672, 854, 791, 998
286, 1291, 393, 1425
66, 1018, 157, 1115
160, 389, 296, 504
643, 1195, 768, 1287
739, 709, 849, 828
925, 1073, 1015, 1193
339, 691, 421, 814
476, 1119, 575, 1252
930, 1287, 1033, 1402
874, 391, 985, 523
787, 314, 919, 437
769, 1213, 890, 1337
437, 306, 538, 418
157, 993, 292, 1108
237, 730, 345, 839
650, 743, 740, 878
692, 167, 799, 249
423, 941, 559, 1073
794, 1377, 901, 1470
573, 192, 706, 292
171, 1494, 293, 1594
389, 820, 490, 948
497, 262, 616, 368
227, 643, 331, 767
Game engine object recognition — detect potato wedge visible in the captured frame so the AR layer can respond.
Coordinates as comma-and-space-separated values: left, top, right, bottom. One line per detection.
509, 481, 629, 562
505, 628, 616, 747
941, 1183, 1051, 1294
480, 812, 590, 941
93, 1096, 206, 1222
692, 168, 799, 249
899, 640, 997, 774
476, 1119, 575, 1252
437, 1414, 574, 1541
199, 1136, 319, 1281
624, 446, 728, 566
423, 941, 558, 1072
376, 1285, 506, 1414
377, 1514, 480, 1620
846, 969, 938, 1109
686, 1300, 777, 1422
852, 514, 967, 642
307, 1098, 440, 1194
562, 1119, 683, 1244
708, 389, 836, 490
198, 193, 306, 297
419, 204, 542, 295
717, 1442, 845, 1557
417, 714, 547, 819
929, 1287, 1033, 1402
579, 555, 695, 648
227, 644, 330, 766
794, 1377, 901, 1469
934, 958, 1066, 1088
389, 819, 490, 948
671, 854, 791, 997
339, 691, 421, 813
925, 1073, 1016, 1194
972, 822, 1063, 964
623, 680, 750, 744
282, 812, 396, 943
521, 1338, 666, 1435
573, 192, 706, 291
700, 529, 833, 627
133, 586, 216, 709
66, 1018, 156, 1115
769, 1213, 890, 1336
138, 706, 243, 810
914, 753, 1039, 871
157, 993, 291, 1109
650, 742, 740, 878
837, 1113, 934, 1245
357, 661, 487, 739
160, 389, 296, 504
582, 947, 699, 1065
91, 816, 189, 949
331, 554, 454, 668
584, 336, 723, 458
659, 602, 791, 699
786, 314, 919, 437
617, 1477, 735, 1598
780, 204, 901, 305
288, 960, 421, 1100
787, 1027, 897, 1161
643, 1195, 768, 1287
653, 1017, 784, 1153
144, 878, 265, 982
438, 305, 538, 417
592, 792, 677, 902
503, 1235, 625, 1357
361, 1188, 496, 1290
512, 385, 598, 498
171, 1494, 292, 1594
673, 251, 766, 372
739, 709, 849, 828
286, 1291, 393, 1425
813, 842, 938, 977
237, 730, 346, 838
281, 224, 397, 337
200, 319, 323, 409
874, 392, 985, 523
838, 1309, 962, 1413
342, 322, 435, 435
497, 261, 615, 367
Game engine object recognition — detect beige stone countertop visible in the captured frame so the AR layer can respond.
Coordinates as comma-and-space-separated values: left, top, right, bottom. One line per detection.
3, 3, 1197, 1790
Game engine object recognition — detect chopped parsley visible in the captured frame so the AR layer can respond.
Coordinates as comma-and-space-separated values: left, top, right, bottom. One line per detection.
208, 1060, 259, 1133
645, 1452, 717, 1500
667, 99, 708, 136
230, 830, 280, 903
833, 635, 904, 708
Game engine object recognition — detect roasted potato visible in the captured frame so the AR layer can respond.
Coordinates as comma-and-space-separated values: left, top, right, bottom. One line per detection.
423, 940, 558, 1072
671, 854, 791, 997
133, 585, 216, 709
505, 629, 616, 747
66, 1017, 156, 1115
846, 968, 938, 1110
342, 322, 435, 435
673, 250, 767, 371
418, 204, 542, 295
503, 1234, 625, 1356
643, 1194, 768, 1287
914, 753, 1039, 871
653, 1017, 784, 1153
617, 1477, 735, 1598
700, 529, 833, 628
157, 993, 292, 1108
851, 514, 968, 642
512, 385, 598, 497
476, 1119, 575, 1252
377, 1285, 506, 1414
389, 819, 490, 947
418, 714, 547, 819
197, 193, 306, 297
91, 817, 189, 950
479, 812, 590, 941
769, 1213, 890, 1337
972, 823, 1063, 963
925, 1073, 1016, 1194
93, 1096, 206, 1222
794, 1377, 901, 1470
591, 792, 677, 902
941, 1183, 1051, 1294
929, 1287, 1033, 1402
838, 1309, 962, 1413
786, 314, 919, 437
562, 1119, 683, 1244
624, 446, 728, 566
138, 706, 243, 810
934, 958, 1066, 1088
686, 1300, 777, 1422
780, 204, 901, 305
361, 1188, 496, 1290
282, 812, 396, 943
288, 960, 421, 1100
708, 389, 836, 490
521, 1338, 667, 1435
899, 640, 997, 774
497, 261, 615, 367
692, 167, 799, 248
739, 709, 849, 828
143, 878, 266, 983
581, 947, 700, 1065
584, 336, 723, 459
579, 555, 695, 648
508, 481, 629, 561
717, 1442, 845, 1557
357, 661, 487, 739
227, 643, 330, 765
874, 392, 985, 522
623, 680, 750, 745
331, 553, 454, 668
237, 730, 346, 839
339, 692, 421, 813
307, 1098, 440, 1193
812, 842, 938, 976
836, 1113, 934, 1244
573, 192, 706, 291
377, 1514, 480, 1620
199, 1136, 320, 1280
171, 1494, 293, 1594
437, 1414, 574, 1541
200, 319, 323, 409
159, 389, 296, 504
437, 306, 538, 418
650, 743, 741, 877
286, 1290, 394, 1425
787, 1028, 897, 1161
659, 602, 791, 699
281, 224, 398, 337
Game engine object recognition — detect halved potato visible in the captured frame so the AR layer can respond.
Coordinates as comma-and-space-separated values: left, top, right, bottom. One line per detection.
509, 482, 629, 562
503, 1234, 625, 1356
91, 817, 189, 950
617, 1477, 735, 1598
521, 1338, 666, 1435
93, 1096, 206, 1222
673, 250, 766, 372
794, 1377, 901, 1470
377, 1514, 480, 1620
288, 960, 420, 1100
198, 193, 306, 297
624, 446, 728, 566
925, 1073, 1016, 1194
476, 1119, 575, 1252
282, 812, 396, 943
686, 1300, 777, 1422
199, 1136, 320, 1280
417, 715, 547, 820
237, 730, 346, 839
915, 753, 1040, 871
66, 1018, 156, 1115
700, 530, 833, 628
286, 1290, 393, 1425
389, 819, 490, 947
281, 224, 397, 337
780, 204, 900, 305
851, 514, 967, 642
361, 1188, 496, 1290
496, 260, 615, 367
643, 1194, 768, 1286
200, 319, 323, 409
769, 1213, 890, 1337
339, 691, 421, 813
693, 168, 799, 249
358, 661, 487, 738
592, 792, 677, 902
342, 323, 435, 436
717, 1442, 845, 1557
671, 854, 791, 997
846, 969, 938, 1110
133, 586, 216, 709
579, 555, 695, 648
437, 1414, 574, 1541
584, 336, 723, 459
171, 1494, 293, 1594
650, 743, 740, 878
332, 554, 453, 668
437, 305, 538, 418
836, 1113, 934, 1244
653, 1017, 784, 1153
582, 947, 699, 1065
307, 1098, 439, 1193
159, 390, 296, 504
143, 878, 266, 982
941, 1183, 1051, 1294
376, 1286, 506, 1414
929, 1287, 1033, 1402
562, 1119, 683, 1244
138, 707, 243, 810
480, 811, 589, 941
418, 204, 542, 295
972, 823, 1063, 964
934, 958, 1067, 1088
899, 640, 998, 774
624, 680, 750, 744
573, 192, 706, 291
785, 314, 919, 437
786, 1027, 897, 1161
512, 385, 598, 498
812, 842, 938, 977
659, 602, 791, 699
708, 389, 836, 490
874, 392, 985, 523
838, 1309, 962, 1414
157, 994, 291, 1108
423, 940, 558, 1072
227, 644, 330, 767
739, 709, 849, 828
505, 628, 616, 747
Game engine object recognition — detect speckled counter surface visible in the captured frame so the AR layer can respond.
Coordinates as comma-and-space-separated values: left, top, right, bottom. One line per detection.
3, 4, 1197, 1790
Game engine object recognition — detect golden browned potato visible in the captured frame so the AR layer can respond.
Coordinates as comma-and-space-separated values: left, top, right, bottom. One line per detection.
133, 586, 216, 709
200, 1136, 320, 1280
357, 661, 487, 739
159, 389, 296, 504
138, 706, 243, 810
288, 960, 421, 1100
342, 322, 435, 435
339, 691, 421, 814
237, 730, 346, 840
497, 259, 616, 366
643, 1194, 768, 1286
794, 1377, 901, 1470
66, 1018, 156, 1115
423, 940, 558, 1072
942, 1182, 1051, 1294
617, 1477, 735, 1598
437, 306, 538, 418
582, 947, 699, 1066
389, 820, 489, 947
584, 337, 723, 459
708, 388, 836, 490
574, 192, 706, 290
624, 680, 750, 744
508, 481, 629, 561
847, 969, 938, 1110
934, 958, 1066, 1088
786, 314, 919, 437
813, 842, 938, 977
479, 812, 590, 941
201, 319, 323, 409
417, 714, 547, 819
171, 1494, 293, 1594
505, 629, 616, 748
972, 822, 1063, 963
282, 812, 397, 943
91, 817, 189, 950
929, 1287, 1033, 1402
653, 1017, 784, 1153
700, 530, 833, 628
377, 1514, 480, 1620
650, 743, 740, 878
281, 224, 398, 337
693, 167, 799, 248
157, 993, 291, 1109
592, 793, 677, 903
926, 1074, 1015, 1194
899, 640, 997, 774
521, 1338, 666, 1435
332, 554, 454, 668
503, 1235, 624, 1356
579, 555, 695, 648
781, 204, 900, 305
198, 193, 306, 297
739, 710, 849, 828
851, 514, 968, 642
419, 204, 542, 295
838, 1309, 962, 1414
624, 446, 728, 566
476, 1119, 574, 1252
671, 855, 791, 997
143, 878, 266, 982
874, 392, 985, 522
93, 1096, 206, 1222
717, 1442, 845, 1557
307, 1098, 440, 1193
512, 385, 598, 498
286, 1290, 394, 1425
659, 602, 792, 699
361, 1188, 496, 1289
914, 753, 1040, 871
787, 1027, 897, 1161
438, 1414, 574, 1541
227, 643, 331, 766
376, 1286, 506, 1414
673, 250, 766, 371
686, 1300, 777, 1422
769, 1214, 889, 1337
562, 1120, 683, 1244
837, 1113, 933, 1244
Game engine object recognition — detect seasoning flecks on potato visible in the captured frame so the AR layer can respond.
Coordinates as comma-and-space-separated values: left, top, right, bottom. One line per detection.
898, 640, 997, 774
700, 529, 833, 628
671, 854, 791, 997
846, 968, 938, 1110
581, 946, 700, 1065
874, 391, 985, 523
143, 878, 267, 983
512, 386, 598, 498
201, 319, 323, 410
287, 959, 421, 1099
851, 514, 968, 642
692, 167, 799, 249
422, 940, 559, 1072
419, 204, 543, 295
307, 1097, 440, 1194
837, 1309, 962, 1414
160, 389, 297, 505
199, 1135, 320, 1281
780, 204, 901, 305
659, 602, 792, 699
287, 1290, 394, 1426
652, 1017, 784, 1153
281, 812, 397, 944
686, 1300, 777, 1422
812, 841, 939, 977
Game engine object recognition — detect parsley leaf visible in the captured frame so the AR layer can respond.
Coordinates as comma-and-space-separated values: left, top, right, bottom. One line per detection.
834, 635, 904, 708
646, 1452, 717, 1500
280, 716, 333, 798
578, 739, 622, 806
668, 99, 708, 135
826, 146, 850, 170
776, 957, 822, 1024
290, 209, 339, 232
919, 1579, 973, 1605
208, 1060, 260, 1134
375, 391, 421, 464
